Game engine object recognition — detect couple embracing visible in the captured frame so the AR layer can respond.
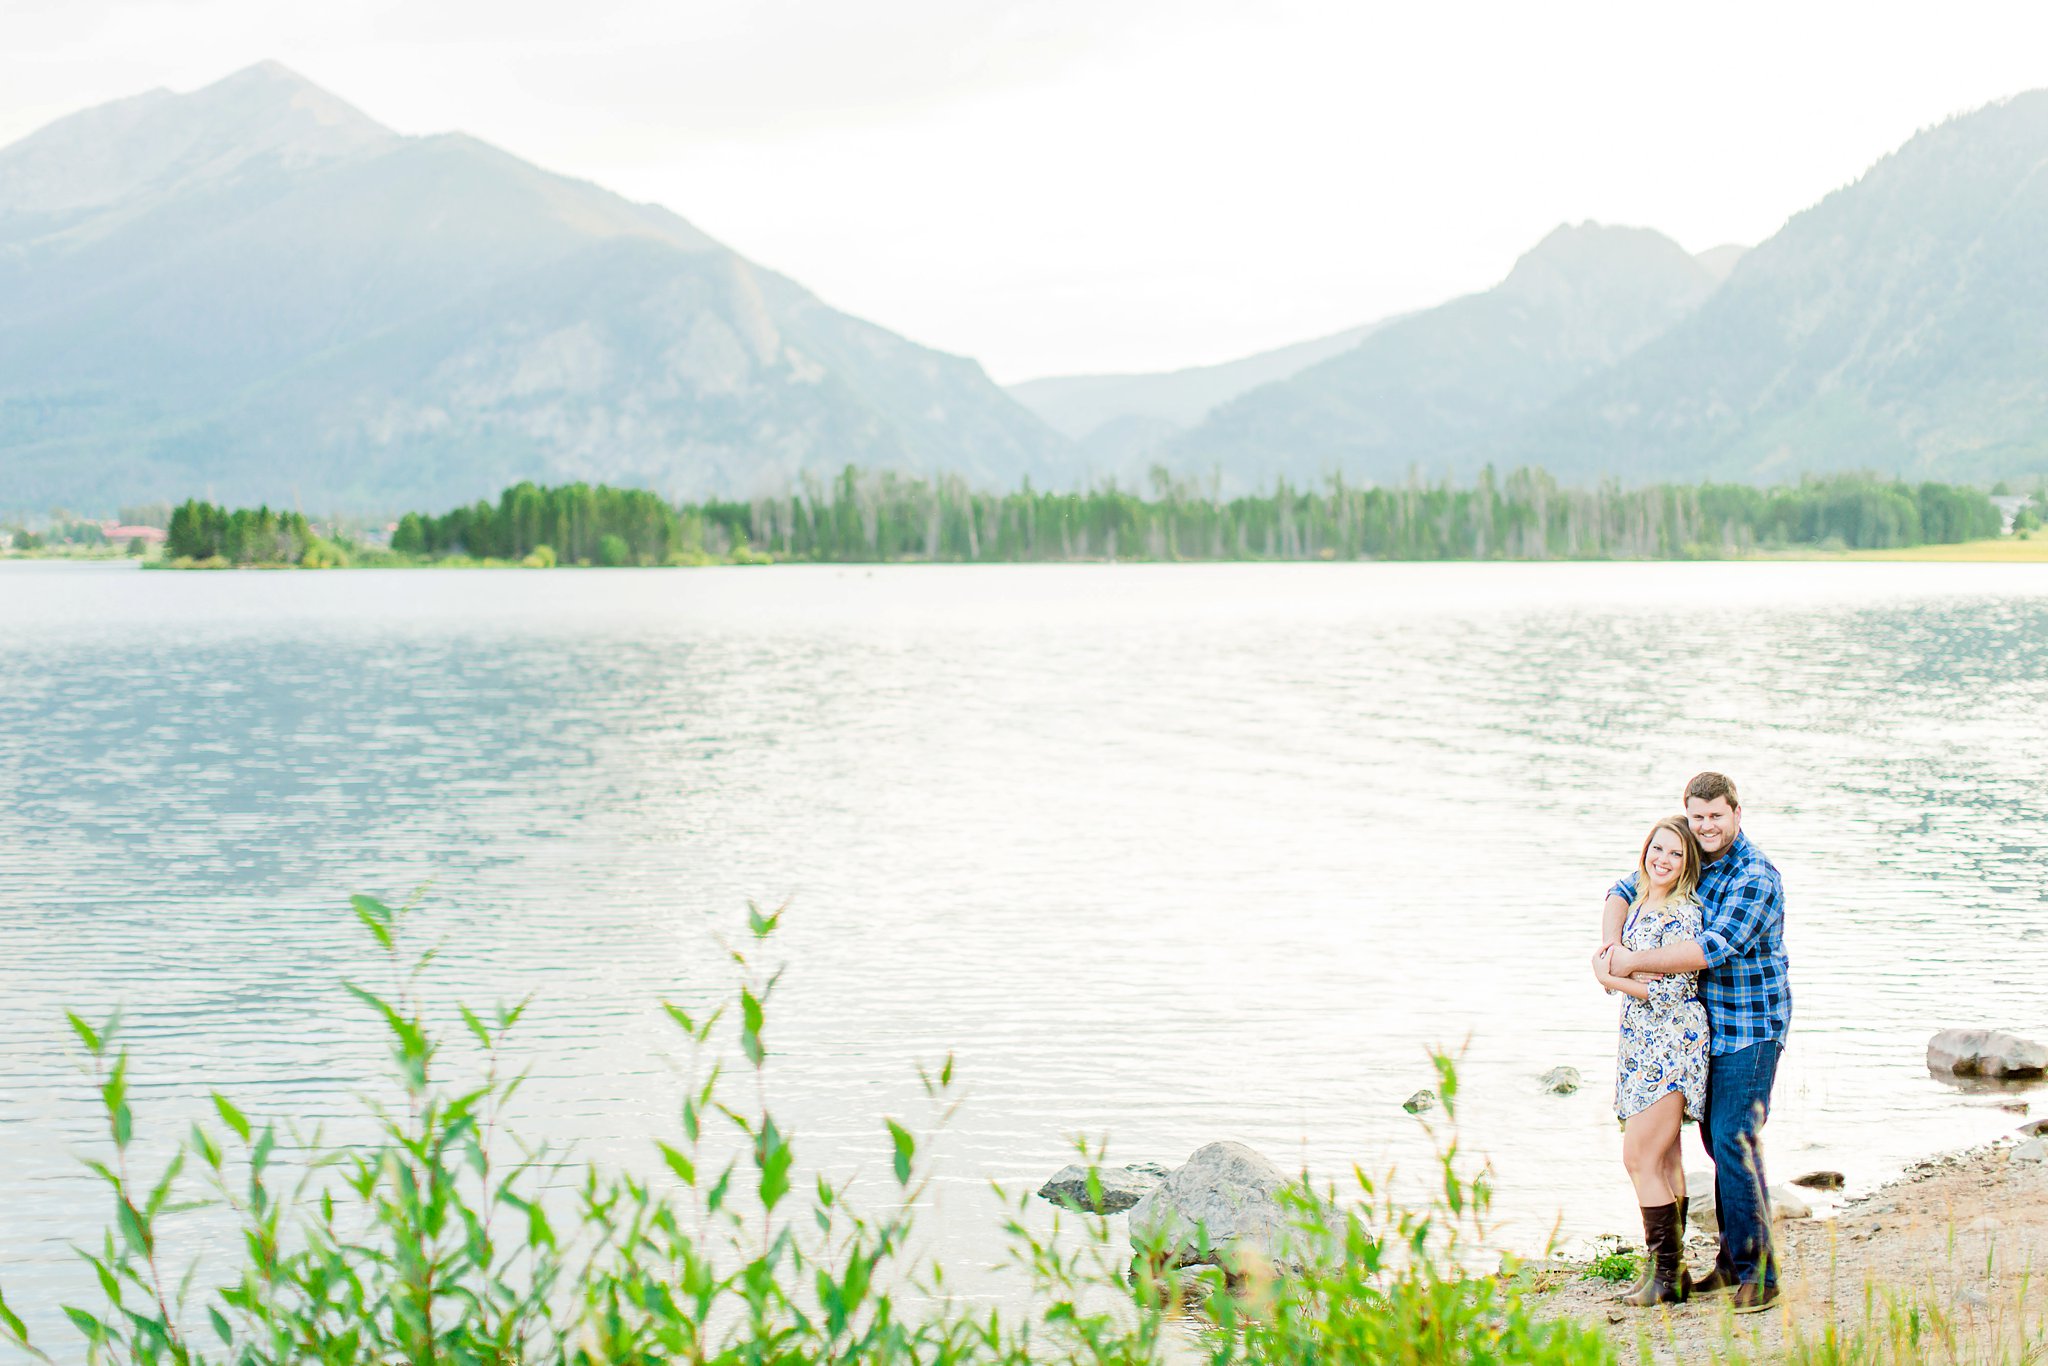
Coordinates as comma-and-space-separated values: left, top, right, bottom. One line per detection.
1591, 771, 1792, 1314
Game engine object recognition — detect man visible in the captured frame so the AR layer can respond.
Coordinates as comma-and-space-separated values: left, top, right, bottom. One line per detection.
1602, 771, 1791, 1313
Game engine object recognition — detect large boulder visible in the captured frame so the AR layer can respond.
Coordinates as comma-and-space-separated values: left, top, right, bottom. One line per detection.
1770, 1184, 1812, 1220
1927, 1029, 2048, 1078
1685, 1171, 1809, 1226
1127, 1142, 1292, 1268
1037, 1163, 1163, 1214
1685, 1170, 1717, 1229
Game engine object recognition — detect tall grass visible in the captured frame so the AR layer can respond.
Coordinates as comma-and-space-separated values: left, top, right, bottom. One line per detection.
0, 896, 1659, 1365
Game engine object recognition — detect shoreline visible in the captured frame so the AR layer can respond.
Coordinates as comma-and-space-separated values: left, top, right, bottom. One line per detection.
1532, 1124, 2048, 1360
6, 538, 2046, 570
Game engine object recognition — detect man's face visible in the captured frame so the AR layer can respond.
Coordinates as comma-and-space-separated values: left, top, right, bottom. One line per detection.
1686, 796, 1739, 856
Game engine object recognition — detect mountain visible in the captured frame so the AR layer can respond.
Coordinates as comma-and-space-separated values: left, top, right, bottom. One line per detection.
0, 63, 1072, 512
1516, 93, 2048, 484
1006, 318, 1398, 471
1166, 223, 1722, 486
1693, 244, 1748, 282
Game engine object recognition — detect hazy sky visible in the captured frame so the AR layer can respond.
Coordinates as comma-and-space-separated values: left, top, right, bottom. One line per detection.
9, 0, 2048, 382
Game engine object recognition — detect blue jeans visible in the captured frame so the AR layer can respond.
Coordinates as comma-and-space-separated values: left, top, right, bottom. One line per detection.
1704, 1041, 1782, 1287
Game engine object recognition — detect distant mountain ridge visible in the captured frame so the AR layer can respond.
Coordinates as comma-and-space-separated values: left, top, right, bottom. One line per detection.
1148, 89, 2048, 487
1006, 318, 1400, 472
1164, 223, 1724, 485
1517, 93, 2048, 483
7, 65, 2048, 511
0, 63, 1071, 511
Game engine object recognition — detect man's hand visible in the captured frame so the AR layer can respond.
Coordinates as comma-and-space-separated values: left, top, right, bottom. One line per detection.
1591, 947, 1616, 985
1607, 946, 1634, 976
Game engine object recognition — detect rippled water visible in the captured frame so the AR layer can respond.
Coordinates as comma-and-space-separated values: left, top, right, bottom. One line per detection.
3, 559, 2045, 1334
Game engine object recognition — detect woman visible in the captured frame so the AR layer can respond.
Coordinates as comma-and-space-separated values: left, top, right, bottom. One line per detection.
1593, 816, 1709, 1306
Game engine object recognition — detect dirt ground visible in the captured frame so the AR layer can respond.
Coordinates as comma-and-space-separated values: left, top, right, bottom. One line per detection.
1532, 1134, 2048, 1362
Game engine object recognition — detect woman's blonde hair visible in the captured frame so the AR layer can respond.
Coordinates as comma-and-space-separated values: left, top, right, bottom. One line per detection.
1631, 815, 1703, 910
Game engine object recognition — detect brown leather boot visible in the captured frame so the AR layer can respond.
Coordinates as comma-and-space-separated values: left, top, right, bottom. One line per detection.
1689, 1262, 1736, 1296
1620, 1202, 1686, 1306
1617, 1195, 1684, 1300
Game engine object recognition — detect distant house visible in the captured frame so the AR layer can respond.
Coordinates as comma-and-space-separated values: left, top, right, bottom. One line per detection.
101, 522, 169, 545
1991, 495, 2032, 534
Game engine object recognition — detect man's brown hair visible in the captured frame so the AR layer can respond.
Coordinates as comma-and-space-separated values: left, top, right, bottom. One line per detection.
1684, 771, 1740, 809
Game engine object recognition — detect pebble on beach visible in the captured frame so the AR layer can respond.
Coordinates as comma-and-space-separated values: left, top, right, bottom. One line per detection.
1538, 1066, 1581, 1095
1402, 1089, 1436, 1114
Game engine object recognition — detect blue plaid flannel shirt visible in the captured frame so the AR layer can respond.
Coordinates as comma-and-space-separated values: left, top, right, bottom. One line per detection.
1610, 831, 1791, 1055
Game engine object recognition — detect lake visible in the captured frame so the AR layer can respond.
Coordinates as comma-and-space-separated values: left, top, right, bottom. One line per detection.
2, 559, 2044, 1333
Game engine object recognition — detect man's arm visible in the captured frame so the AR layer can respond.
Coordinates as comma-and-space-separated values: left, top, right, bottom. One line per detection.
1611, 940, 1708, 976
1693, 865, 1780, 969
1601, 873, 1639, 947
1600, 893, 1628, 947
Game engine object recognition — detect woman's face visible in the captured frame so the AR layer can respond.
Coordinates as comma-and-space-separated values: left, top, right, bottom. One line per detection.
1644, 827, 1687, 891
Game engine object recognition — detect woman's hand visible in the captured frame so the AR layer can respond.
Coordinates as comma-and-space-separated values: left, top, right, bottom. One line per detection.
1591, 947, 1616, 986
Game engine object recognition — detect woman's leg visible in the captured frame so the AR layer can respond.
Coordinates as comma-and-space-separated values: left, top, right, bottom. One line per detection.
1621, 1092, 1684, 1206
1621, 1092, 1689, 1304
1664, 1126, 1692, 1278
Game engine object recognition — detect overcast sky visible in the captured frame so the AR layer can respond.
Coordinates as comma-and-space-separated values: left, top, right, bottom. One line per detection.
8, 0, 2048, 382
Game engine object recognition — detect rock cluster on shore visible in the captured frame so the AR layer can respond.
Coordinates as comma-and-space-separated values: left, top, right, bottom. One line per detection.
1682, 1169, 1812, 1228
1035, 1141, 1294, 1270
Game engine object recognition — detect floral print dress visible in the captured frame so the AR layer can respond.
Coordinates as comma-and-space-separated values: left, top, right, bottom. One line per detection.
1613, 894, 1709, 1122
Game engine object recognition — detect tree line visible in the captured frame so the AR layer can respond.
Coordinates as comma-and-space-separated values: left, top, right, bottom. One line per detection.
164, 502, 346, 566
159, 468, 2008, 567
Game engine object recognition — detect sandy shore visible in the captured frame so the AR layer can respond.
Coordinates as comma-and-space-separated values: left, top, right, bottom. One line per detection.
1532, 1129, 2048, 1361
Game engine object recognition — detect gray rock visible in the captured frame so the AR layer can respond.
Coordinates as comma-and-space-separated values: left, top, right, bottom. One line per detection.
1768, 1184, 1812, 1220
1539, 1066, 1582, 1095
2011, 1138, 2048, 1164
2017, 1118, 2048, 1138
1128, 1141, 1292, 1268
1928, 1028, 2048, 1078
1037, 1163, 1163, 1214
1126, 1160, 1173, 1178
1792, 1170, 1845, 1190
1402, 1089, 1436, 1114
1685, 1170, 1716, 1229
1685, 1171, 1807, 1224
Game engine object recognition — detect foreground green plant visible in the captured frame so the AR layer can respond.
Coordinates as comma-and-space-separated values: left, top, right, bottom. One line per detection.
1, 896, 1619, 1366
1581, 1250, 1640, 1285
